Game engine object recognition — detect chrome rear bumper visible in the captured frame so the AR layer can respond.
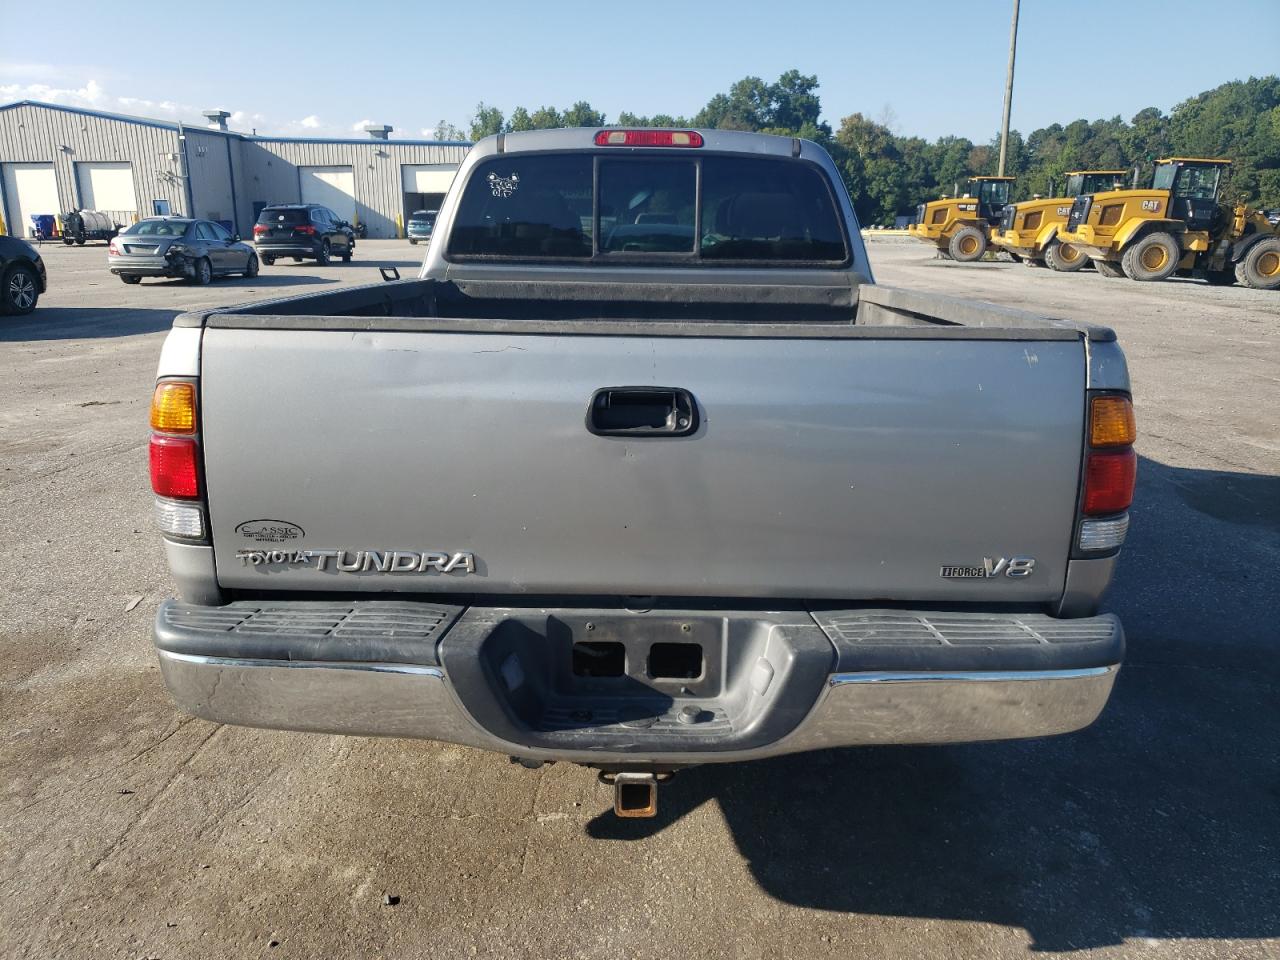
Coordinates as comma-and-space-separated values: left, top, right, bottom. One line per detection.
110, 253, 188, 277
154, 601, 1121, 764
157, 650, 1116, 763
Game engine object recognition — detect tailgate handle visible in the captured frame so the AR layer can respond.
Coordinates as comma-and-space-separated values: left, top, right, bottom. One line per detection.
586, 387, 698, 437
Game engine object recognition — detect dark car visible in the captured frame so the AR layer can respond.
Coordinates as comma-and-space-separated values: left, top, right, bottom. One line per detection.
253, 203, 355, 265
0, 234, 48, 315
107, 217, 258, 285
407, 209, 436, 245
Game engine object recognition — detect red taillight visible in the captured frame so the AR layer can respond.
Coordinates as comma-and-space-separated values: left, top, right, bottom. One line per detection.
108, 242, 119, 256
593, 129, 704, 148
253, 224, 268, 235
150, 436, 200, 499
1083, 448, 1136, 515
294, 224, 316, 235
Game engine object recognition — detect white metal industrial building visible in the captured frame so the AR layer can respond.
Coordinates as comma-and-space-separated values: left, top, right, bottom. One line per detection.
0, 101, 471, 239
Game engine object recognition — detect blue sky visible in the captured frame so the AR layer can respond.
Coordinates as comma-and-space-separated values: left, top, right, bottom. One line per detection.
3, 0, 1277, 141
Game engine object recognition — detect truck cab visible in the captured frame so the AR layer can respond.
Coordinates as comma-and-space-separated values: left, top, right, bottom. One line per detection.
908, 176, 1014, 262
991, 171, 1127, 272
1058, 158, 1280, 287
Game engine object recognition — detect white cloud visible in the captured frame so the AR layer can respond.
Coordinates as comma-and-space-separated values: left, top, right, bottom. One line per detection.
1, 78, 108, 108
0, 71, 385, 139
118, 95, 195, 117
0, 78, 207, 124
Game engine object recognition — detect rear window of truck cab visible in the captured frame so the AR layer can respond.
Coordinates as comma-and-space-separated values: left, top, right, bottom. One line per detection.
447, 152, 848, 264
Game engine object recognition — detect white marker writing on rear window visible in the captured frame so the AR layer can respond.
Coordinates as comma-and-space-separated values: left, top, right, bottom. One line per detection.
487, 172, 519, 197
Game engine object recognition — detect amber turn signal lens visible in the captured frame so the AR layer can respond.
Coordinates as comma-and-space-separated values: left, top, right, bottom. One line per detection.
1090, 395, 1136, 447
151, 381, 196, 434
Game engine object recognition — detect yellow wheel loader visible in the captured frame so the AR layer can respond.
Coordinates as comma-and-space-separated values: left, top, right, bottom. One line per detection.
907, 176, 1014, 262
1056, 158, 1280, 288
990, 171, 1128, 272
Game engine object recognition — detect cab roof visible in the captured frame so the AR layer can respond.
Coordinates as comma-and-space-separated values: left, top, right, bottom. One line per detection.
486, 127, 804, 158
1065, 170, 1127, 176
1157, 157, 1232, 165
969, 176, 1016, 181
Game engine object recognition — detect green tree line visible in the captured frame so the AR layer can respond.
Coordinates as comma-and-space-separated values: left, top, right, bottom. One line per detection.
466, 73, 1280, 225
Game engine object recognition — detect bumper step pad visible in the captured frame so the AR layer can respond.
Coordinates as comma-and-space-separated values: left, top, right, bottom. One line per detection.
156, 600, 463, 664
813, 610, 1122, 672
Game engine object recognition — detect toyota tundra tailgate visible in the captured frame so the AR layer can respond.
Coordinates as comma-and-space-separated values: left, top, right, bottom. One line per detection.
198, 323, 1085, 603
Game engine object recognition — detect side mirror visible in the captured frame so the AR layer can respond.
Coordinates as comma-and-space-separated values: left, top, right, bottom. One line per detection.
338, 221, 350, 229
232, 234, 241, 243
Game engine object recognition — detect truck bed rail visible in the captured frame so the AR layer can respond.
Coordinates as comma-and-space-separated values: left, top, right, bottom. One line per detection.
172, 278, 1114, 342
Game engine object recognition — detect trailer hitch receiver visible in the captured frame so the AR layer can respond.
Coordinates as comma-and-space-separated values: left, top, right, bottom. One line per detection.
608, 771, 659, 818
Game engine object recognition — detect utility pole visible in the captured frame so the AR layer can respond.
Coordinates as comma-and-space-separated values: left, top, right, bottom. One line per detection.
176, 121, 194, 217
998, 0, 1020, 177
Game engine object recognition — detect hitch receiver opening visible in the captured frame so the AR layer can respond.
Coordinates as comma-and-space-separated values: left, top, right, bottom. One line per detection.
612, 772, 658, 818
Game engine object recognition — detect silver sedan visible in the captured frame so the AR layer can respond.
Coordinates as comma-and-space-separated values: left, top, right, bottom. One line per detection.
107, 217, 259, 285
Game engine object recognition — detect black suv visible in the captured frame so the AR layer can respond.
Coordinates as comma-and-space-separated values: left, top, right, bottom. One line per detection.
252, 203, 355, 265
1, 235, 47, 316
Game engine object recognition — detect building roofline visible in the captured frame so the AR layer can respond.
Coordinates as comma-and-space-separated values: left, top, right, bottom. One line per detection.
241, 134, 472, 147
0, 99, 240, 137
0, 100, 472, 148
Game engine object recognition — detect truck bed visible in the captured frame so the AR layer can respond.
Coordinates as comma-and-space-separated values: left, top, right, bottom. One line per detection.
178, 275, 1116, 342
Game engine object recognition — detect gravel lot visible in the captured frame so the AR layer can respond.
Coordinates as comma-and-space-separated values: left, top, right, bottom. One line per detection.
2, 239, 1277, 959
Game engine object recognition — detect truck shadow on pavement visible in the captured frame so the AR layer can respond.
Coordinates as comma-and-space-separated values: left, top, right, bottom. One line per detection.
589, 457, 1280, 952
0, 307, 180, 342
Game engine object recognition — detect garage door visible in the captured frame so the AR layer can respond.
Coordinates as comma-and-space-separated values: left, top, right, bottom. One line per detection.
2, 163, 59, 239
299, 165, 355, 222
401, 164, 456, 195
76, 161, 137, 218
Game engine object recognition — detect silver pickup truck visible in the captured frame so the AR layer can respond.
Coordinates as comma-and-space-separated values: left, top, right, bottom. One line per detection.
149, 129, 1135, 817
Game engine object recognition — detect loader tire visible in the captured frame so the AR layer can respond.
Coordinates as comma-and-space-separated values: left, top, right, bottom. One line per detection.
1121, 232, 1180, 282
948, 226, 987, 262
1044, 239, 1088, 272
1235, 237, 1280, 290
